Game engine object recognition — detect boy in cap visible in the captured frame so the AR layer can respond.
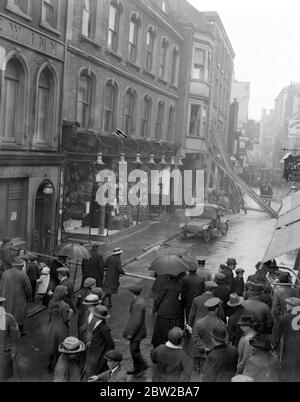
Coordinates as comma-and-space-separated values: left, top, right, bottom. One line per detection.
122, 286, 148, 377
88, 349, 127, 382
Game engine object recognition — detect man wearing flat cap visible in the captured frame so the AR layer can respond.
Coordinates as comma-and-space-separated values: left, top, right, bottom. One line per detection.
88, 349, 127, 382
220, 258, 237, 292
273, 297, 300, 382
122, 286, 148, 377
196, 258, 212, 282
57, 267, 77, 313
182, 263, 205, 322
49, 254, 69, 292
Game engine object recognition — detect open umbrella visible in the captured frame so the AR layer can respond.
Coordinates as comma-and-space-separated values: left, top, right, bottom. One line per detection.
149, 254, 190, 276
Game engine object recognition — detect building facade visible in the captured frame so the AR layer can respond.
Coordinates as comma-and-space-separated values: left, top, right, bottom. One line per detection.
0, 0, 67, 252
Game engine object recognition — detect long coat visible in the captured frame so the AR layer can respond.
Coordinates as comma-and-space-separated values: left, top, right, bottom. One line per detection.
0, 245, 17, 271
96, 364, 127, 382
103, 255, 125, 294
122, 296, 147, 341
49, 260, 64, 291
202, 344, 238, 382
188, 291, 214, 328
85, 320, 115, 377
219, 266, 234, 292
227, 305, 245, 348
0, 268, 32, 326
271, 284, 295, 322
151, 344, 192, 382
82, 251, 104, 288
243, 349, 280, 382
53, 354, 83, 382
0, 312, 19, 382
192, 313, 225, 358
60, 277, 77, 313
181, 272, 205, 320
46, 299, 70, 356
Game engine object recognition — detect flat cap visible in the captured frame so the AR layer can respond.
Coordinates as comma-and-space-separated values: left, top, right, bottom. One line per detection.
104, 349, 123, 362
83, 277, 97, 288
204, 297, 221, 308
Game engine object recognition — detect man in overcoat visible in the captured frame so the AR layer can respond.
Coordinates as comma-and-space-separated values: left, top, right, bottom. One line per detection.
103, 248, 126, 308
0, 257, 32, 336
122, 285, 148, 376
196, 259, 212, 282
226, 293, 245, 348
81, 244, 105, 288
220, 258, 237, 292
57, 267, 77, 313
181, 264, 205, 322
84, 305, 115, 378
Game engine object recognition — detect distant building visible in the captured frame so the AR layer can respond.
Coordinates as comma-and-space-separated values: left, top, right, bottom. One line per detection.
230, 80, 250, 129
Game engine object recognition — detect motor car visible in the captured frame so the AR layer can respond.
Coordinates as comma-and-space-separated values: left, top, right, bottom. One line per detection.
179, 204, 229, 242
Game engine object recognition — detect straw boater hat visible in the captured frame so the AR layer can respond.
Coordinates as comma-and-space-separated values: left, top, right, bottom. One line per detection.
83, 294, 100, 306
227, 293, 244, 307
113, 247, 123, 255
12, 257, 25, 267
58, 337, 85, 354
0, 297, 6, 303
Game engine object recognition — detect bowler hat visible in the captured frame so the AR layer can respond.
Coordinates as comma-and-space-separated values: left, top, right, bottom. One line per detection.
11, 257, 24, 267
128, 285, 142, 295
285, 297, 300, 307
204, 297, 221, 309
57, 267, 70, 276
83, 294, 100, 306
168, 327, 184, 345
0, 297, 6, 303
249, 334, 272, 351
209, 325, 228, 343
205, 281, 218, 291
83, 277, 97, 288
227, 258, 237, 265
93, 304, 110, 319
104, 349, 123, 362
227, 293, 243, 307
113, 248, 123, 255
58, 337, 85, 354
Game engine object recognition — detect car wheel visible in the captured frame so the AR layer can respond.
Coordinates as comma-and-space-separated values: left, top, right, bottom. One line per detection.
221, 222, 229, 236
203, 229, 211, 242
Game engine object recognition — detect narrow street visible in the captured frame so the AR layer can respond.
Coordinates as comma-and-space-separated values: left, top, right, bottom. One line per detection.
13, 206, 278, 382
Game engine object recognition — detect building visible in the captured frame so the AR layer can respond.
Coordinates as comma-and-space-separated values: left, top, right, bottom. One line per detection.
0, 0, 67, 252
230, 80, 250, 129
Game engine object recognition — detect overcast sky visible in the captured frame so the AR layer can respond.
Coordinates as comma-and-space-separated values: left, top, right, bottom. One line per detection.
188, 0, 300, 121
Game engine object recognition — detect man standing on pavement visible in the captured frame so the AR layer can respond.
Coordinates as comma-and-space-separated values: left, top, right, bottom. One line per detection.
0, 238, 17, 280
0, 257, 32, 336
0, 296, 20, 382
220, 258, 237, 292
57, 267, 77, 313
81, 244, 105, 288
103, 248, 126, 308
182, 263, 205, 322
213, 272, 231, 307
26, 255, 41, 302
233, 268, 245, 297
122, 285, 148, 377
196, 259, 212, 282
273, 297, 300, 382
226, 293, 245, 348
49, 254, 68, 292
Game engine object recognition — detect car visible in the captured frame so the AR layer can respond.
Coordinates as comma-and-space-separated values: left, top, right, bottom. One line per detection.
179, 204, 229, 242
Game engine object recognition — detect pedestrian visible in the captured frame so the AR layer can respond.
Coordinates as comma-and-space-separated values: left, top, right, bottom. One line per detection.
77, 278, 97, 339
213, 272, 231, 307
49, 254, 68, 292
226, 293, 245, 348
0, 297, 20, 382
91, 287, 105, 301
151, 327, 192, 382
236, 314, 257, 374
88, 349, 127, 382
0, 238, 17, 278
84, 305, 115, 378
0, 256, 32, 336
81, 244, 105, 288
46, 285, 72, 373
102, 248, 126, 308
79, 294, 101, 343
192, 298, 226, 373
26, 255, 41, 302
151, 274, 184, 348
150, 274, 169, 315
36, 265, 51, 306
243, 283, 273, 334
122, 285, 148, 377
246, 261, 263, 283
196, 258, 212, 282
202, 325, 238, 382
181, 263, 205, 322
57, 267, 77, 313
243, 334, 280, 382
233, 268, 245, 297
220, 258, 237, 292
53, 336, 86, 382
273, 297, 300, 382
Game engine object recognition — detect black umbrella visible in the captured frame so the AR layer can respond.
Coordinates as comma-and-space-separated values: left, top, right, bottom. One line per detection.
149, 254, 189, 276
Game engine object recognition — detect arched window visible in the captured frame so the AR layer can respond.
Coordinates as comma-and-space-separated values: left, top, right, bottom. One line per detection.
141, 95, 152, 138
104, 81, 118, 132
156, 101, 165, 140
167, 105, 175, 141
108, 1, 122, 52
36, 67, 56, 144
128, 14, 140, 63
160, 38, 169, 80
171, 47, 179, 85
125, 88, 136, 136
2, 57, 26, 142
77, 70, 95, 129
145, 27, 156, 72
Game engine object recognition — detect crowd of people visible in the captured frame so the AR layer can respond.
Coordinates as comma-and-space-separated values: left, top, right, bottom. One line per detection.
1, 236, 300, 383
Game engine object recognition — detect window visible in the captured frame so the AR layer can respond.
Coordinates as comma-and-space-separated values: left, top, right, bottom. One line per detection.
128, 14, 140, 63
155, 101, 165, 140
41, 0, 59, 30
141, 95, 152, 138
107, 4, 120, 52
167, 105, 175, 141
171, 47, 179, 85
192, 48, 206, 81
145, 27, 155, 72
36, 69, 54, 143
189, 104, 202, 137
77, 71, 95, 129
82, 0, 92, 37
124, 88, 136, 135
6, 0, 31, 18
104, 81, 118, 132
160, 38, 169, 80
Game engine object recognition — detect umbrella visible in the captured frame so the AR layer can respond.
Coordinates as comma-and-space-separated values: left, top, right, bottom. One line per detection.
149, 254, 190, 276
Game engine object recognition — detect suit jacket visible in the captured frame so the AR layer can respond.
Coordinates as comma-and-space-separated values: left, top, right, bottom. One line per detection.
155, 278, 183, 319
103, 255, 125, 294
181, 272, 205, 310
122, 296, 147, 341
219, 266, 234, 292
60, 277, 77, 313
96, 364, 127, 382
188, 291, 220, 328
202, 344, 238, 382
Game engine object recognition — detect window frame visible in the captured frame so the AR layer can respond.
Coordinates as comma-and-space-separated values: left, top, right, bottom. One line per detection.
145, 27, 156, 73
76, 69, 96, 130
155, 101, 165, 141
188, 103, 203, 138
107, 2, 121, 53
128, 14, 140, 64
167, 105, 175, 142
124, 88, 136, 136
5, 0, 32, 20
160, 37, 169, 80
171, 46, 179, 86
141, 95, 152, 138
41, 0, 60, 34
103, 80, 118, 133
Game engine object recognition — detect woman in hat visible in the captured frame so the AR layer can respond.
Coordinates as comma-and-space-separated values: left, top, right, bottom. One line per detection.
103, 248, 126, 308
243, 334, 280, 382
53, 336, 86, 382
36, 265, 51, 305
236, 314, 258, 374
46, 285, 72, 373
